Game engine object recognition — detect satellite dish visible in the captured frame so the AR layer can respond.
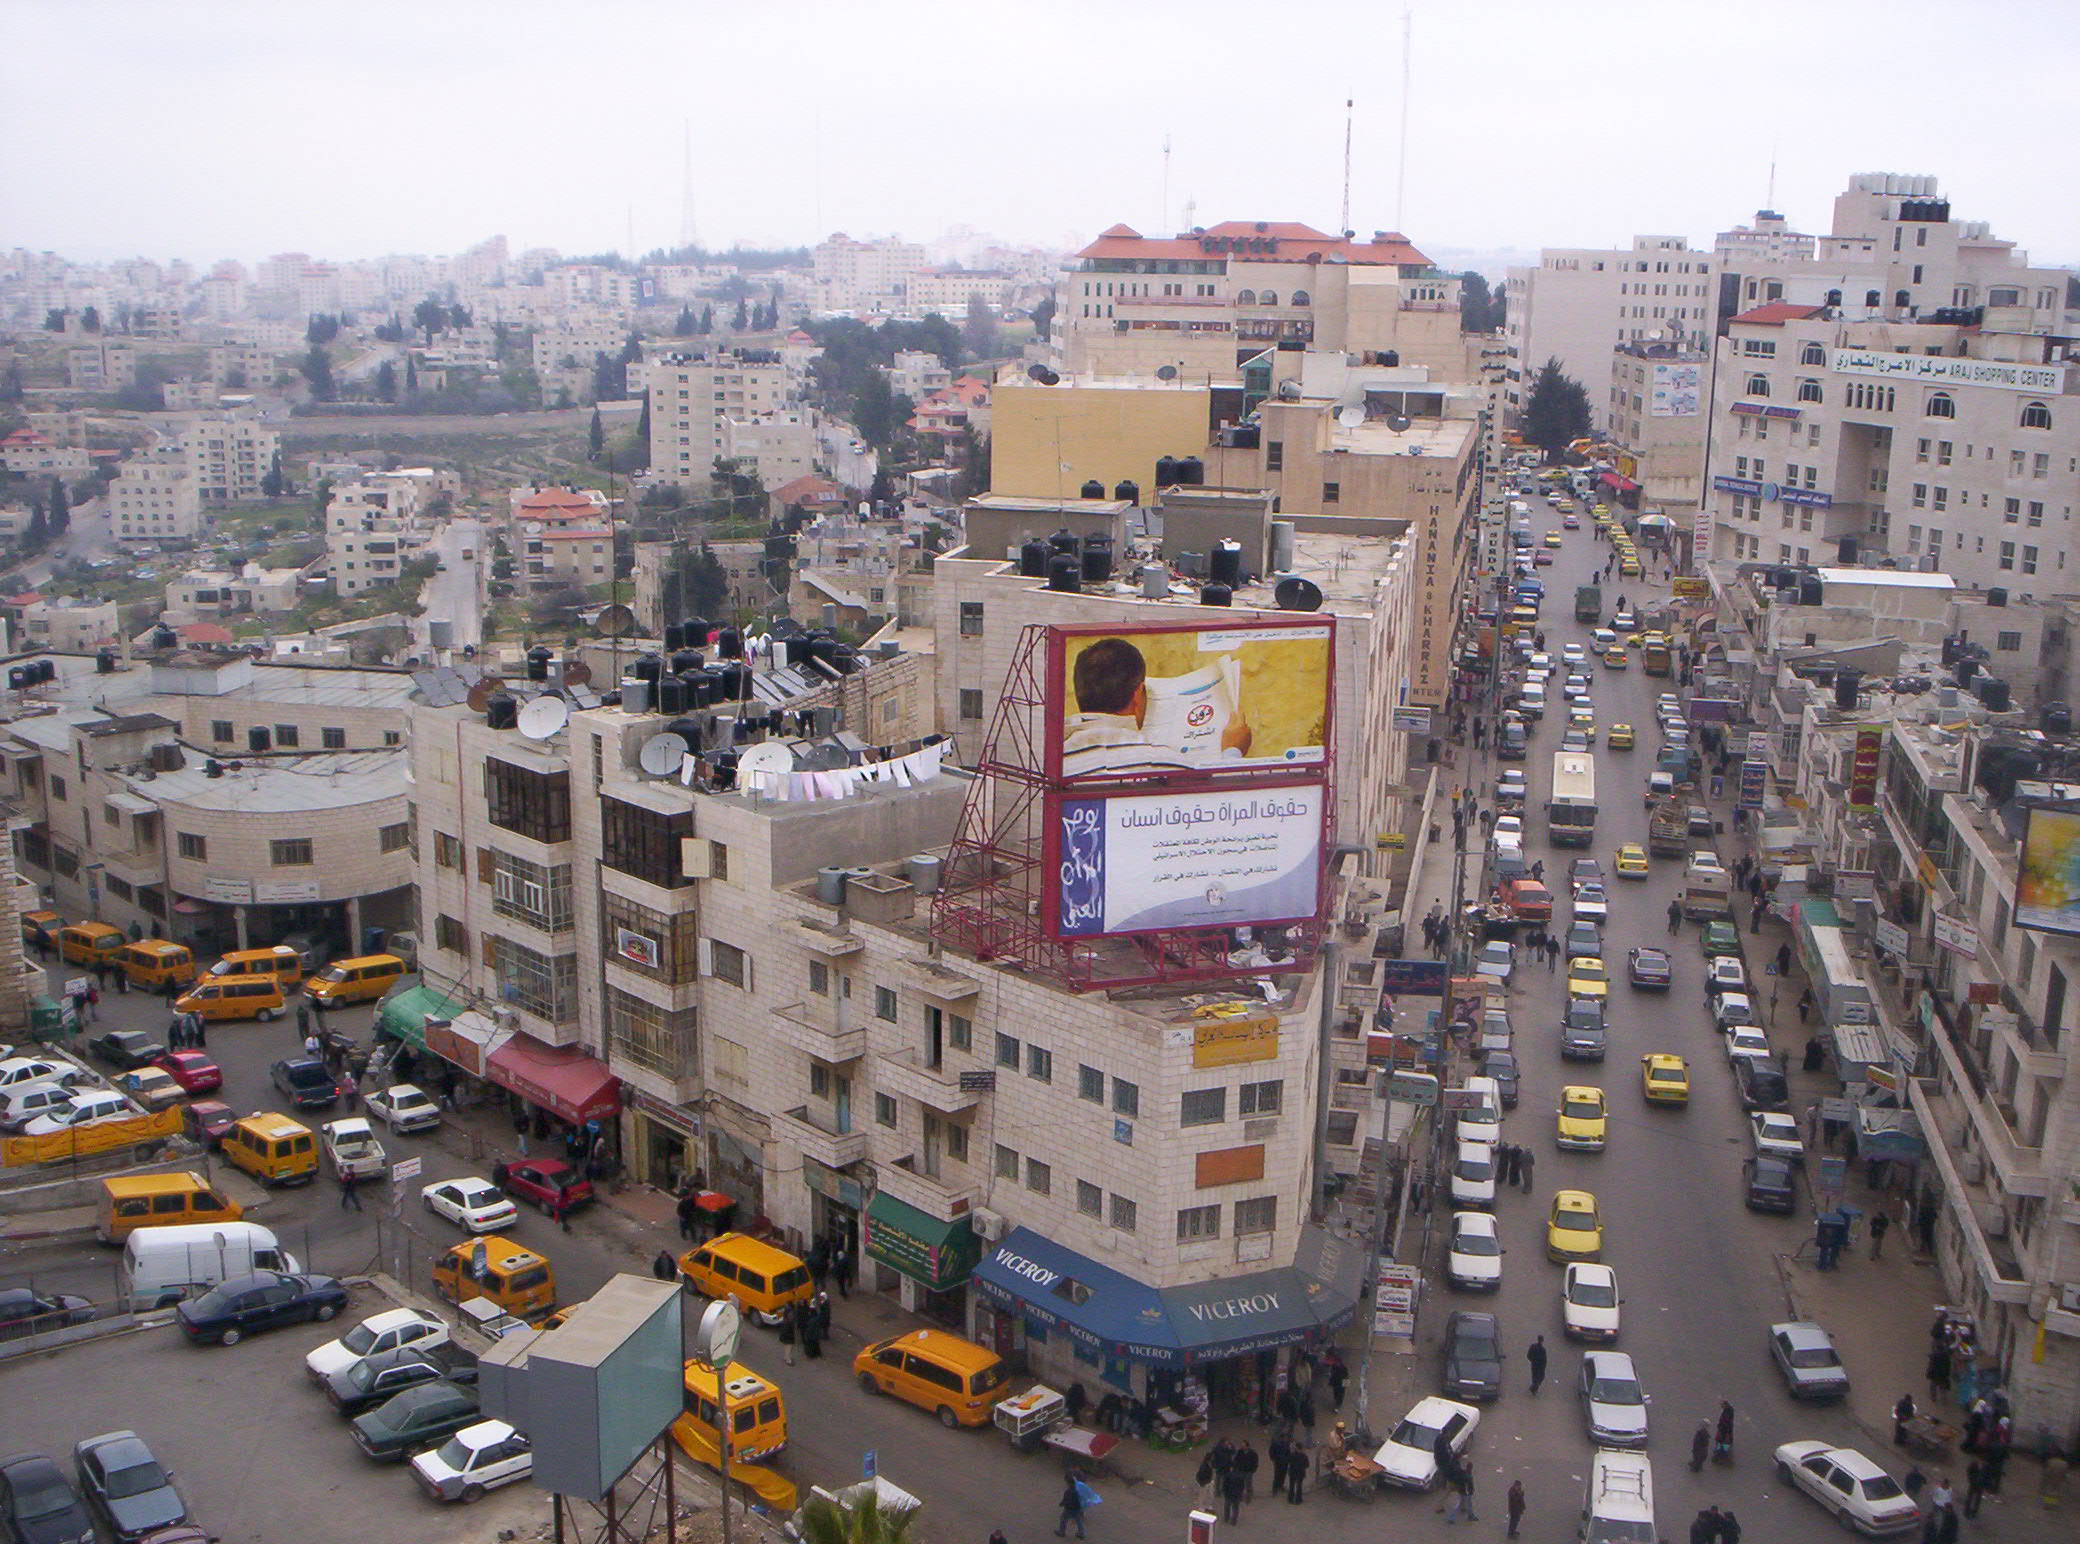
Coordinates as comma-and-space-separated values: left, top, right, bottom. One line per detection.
1276, 379, 1302, 400
1336, 405, 1365, 429
1275, 576, 1325, 613
737, 741, 795, 779
561, 660, 593, 688
796, 743, 852, 772
594, 604, 637, 638
1156, 365, 1179, 382
638, 733, 687, 776
1026, 364, 1061, 386
517, 696, 570, 740
1387, 414, 1413, 433
465, 679, 499, 713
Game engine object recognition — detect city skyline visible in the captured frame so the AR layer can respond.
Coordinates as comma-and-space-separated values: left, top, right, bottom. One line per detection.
4, 0, 2076, 268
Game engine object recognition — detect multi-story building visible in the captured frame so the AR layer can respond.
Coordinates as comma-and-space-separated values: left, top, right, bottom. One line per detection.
163, 564, 304, 622
813, 233, 926, 312
1714, 208, 1817, 267
887, 350, 951, 402
532, 315, 631, 404
15, 598, 118, 653
178, 412, 282, 506
206, 343, 282, 389
905, 268, 1013, 318
721, 410, 820, 489
0, 430, 92, 477
109, 453, 204, 543
1503, 236, 1715, 427
1604, 341, 1711, 523
65, 340, 137, 392
326, 468, 453, 595
646, 350, 791, 489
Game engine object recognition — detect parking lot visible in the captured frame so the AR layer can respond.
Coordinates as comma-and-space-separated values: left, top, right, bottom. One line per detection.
0, 1287, 541, 1544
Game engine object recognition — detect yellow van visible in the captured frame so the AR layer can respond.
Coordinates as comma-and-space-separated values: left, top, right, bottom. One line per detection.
58, 921, 127, 968
853, 1329, 1009, 1427
20, 909, 61, 948
119, 940, 197, 992
222, 1112, 318, 1186
305, 953, 405, 1008
175, 975, 287, 1023
206, 945, 304, 988
96, 1171, 243, 1243
432, 1235, 557, 1321
676, 1233, 813, 1326
676, 1360, 788, 1462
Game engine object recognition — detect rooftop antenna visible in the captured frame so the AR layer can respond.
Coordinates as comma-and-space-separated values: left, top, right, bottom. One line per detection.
1161, 133, 1172, 232
1340, 98, 1354, 237
1765, 137, 1779, 212
1395, 12, 1413, 230
679, 119, 698, 250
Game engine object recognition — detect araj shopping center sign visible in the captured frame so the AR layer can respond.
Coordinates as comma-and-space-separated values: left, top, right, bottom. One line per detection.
1831, 348, 2066, 394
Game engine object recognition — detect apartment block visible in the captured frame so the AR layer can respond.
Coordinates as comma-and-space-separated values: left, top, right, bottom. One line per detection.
721, 410, 820, 489
110, 454, 204, 543
1604, 341, 1711, 521
179, 413, 281, 505
646, 350, 791, 489
813, 233, 926, 312
326, 467, 453, 595
0, 430, 92, 477
65, 340, 137, 392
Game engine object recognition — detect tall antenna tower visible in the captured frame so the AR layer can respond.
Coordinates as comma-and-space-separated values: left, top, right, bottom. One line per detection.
1340, 98, 1354, 235
679, 120, 699, 250
1161, 134, 1173, 232
1395, 12, 1413, 230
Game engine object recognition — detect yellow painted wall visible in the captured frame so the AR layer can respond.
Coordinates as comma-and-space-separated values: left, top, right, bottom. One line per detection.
991, 382, 1211, 500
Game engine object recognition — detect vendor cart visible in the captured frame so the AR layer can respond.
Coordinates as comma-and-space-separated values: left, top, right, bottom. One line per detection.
1898, 1414, 1958, 1461
992, 1386, 1122, 1470
1325, 1450, 1384, 1502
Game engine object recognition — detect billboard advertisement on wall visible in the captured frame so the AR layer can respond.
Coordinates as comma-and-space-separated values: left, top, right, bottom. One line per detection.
2016, 804, 2080, 937
1048, 621, 1333, 783
1848, 728, 1882, 811
1054, 782, 1325, 937
1649, 361, 1702, 417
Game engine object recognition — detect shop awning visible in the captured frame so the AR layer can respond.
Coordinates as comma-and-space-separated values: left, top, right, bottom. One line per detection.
1832, 1024, 1889, 1072
425, 1009, 513, 1078
973, 1228, 1176, 1362
486, 1033, 621, 1125
1601, 471, 1640, 492
376, 983, 471, 1050
863, 1191, 980, 1291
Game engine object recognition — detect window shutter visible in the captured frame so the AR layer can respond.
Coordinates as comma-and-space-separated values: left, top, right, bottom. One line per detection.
477, 847, 496, 883
481, 934, 498, 968
679, 838, 714, 879
699, 938, 713, 977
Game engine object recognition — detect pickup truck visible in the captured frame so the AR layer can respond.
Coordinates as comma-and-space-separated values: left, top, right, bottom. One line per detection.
1646, 801, 1691, 859
322, 1116, 389, 1181
324, 1341, 479, 1416
1574, 584, 1601, 623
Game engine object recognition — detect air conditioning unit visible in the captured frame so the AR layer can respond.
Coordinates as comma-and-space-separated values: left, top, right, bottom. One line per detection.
1959, 1151, 1985, 1184
970, 1208, 1007, 1243
2058, 1282, 2080, 1314
1981, 1207, 2008, 1239
491, 1006, 518, 1031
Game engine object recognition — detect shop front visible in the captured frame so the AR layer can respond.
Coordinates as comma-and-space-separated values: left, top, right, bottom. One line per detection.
802, 1156, 864, 1266
485, 1032, 623, 1174
421, 1009, 512, 1110
627, 1090, 701, 1191
861, 1190, 979, 1326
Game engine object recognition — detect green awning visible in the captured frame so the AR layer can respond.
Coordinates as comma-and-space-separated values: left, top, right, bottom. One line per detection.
375, 983, 469, 1050
863, 1191, 980, 1290
1799, 899, 1843, 929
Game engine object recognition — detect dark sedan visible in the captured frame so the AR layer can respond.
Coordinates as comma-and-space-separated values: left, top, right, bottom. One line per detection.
180, 1100, 237, 1150
1744, 1154, 1799, 1214
350, 1381, 482, 1461
1564, 921, 1602, 961
497, 1158, 593, 1215
1442, 1311, 1504, 1401
1627, 946, 1673, 991
324, 1345, 477, 1416
176, 1270, 346, 1347
1482, 1049, 1522, 1109
269, 1057, 339, 1111
85, 1031, 167, 1072
0, 1452, 94, 1544
0, 1288, 95, 1342
73, 1433, 185, 1543
1560, 999, 1607, 1062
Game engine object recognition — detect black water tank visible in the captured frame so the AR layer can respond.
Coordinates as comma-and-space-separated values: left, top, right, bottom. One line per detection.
2041, 702, 2073, 735
1834, 669, 1862, 711
1837, 536, 1859, 566
1798, 575, 1825, 606
526, 646, 553, 681
1155, 456, 1182, 487
830, 647, 859, 676
1046, 528, 1077, 557
1987, 587, 2008, 608
670, 649, 703, 675
1175, 456, 1205, 486
35, 660, 56, 684
656, 675, 691, 715
485, 693, 520, 730
1048, 555, 1083, 592
688, 673, 716, 708
96, 651, 116, 675
1019, 539, 1050, 577
1081, 534, 1114, 583
153, 626, 178, 650
632, 652, 664, 684
1209, 540, 1244, 588
247, 726, 271, 753
1941, 635, 1964, 666
1980, 678, 2012, 712
1767, 567, 1795, 592
1113, 480, 1140, 505
1200, 583, 1233, 607
1079, 479, 1105, 500
683, 617, 711, 644
783, 636, 814, 666
718, 629, 744, 660
1956, 657, 1981, 687
5, 668, 25, 691
664, 623, 688, 652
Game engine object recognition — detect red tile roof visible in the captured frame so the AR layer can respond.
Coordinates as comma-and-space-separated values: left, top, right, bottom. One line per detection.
773, 474, 842, 504
178, 622, 235, 645
1729, 302, 1826, 327
1076, 220, 1429, 268
516, 488, 599, 511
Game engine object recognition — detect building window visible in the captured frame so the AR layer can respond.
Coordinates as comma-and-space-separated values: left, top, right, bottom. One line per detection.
1077, 1180, 1103, 1217
1796, 379, 1822, 403
945, 1122, 968, 1162
706, 938, 748, 987
1112, 1078, 1140, 1117
488, 935, 578, 1024
2005, 499, 2021, 523
211, 720, 233, 743
1265, 440, 1283, 472
1239, 1079, 1283, 1115
1925, 392, 1955, 419
2028, 502, 2044, 527
2023, 546, 2039, 575
1180, 1088, 1226, 1126
494, 850, 575, 932
270, 838, 313, 866
995, 1032, 1020, 1069
945, 1011, 971, 1052
1321, 481, 1340, 505
379, 822, 411, 853
601, 796, 695, 887
876, 1093, 898, 1128
434, 913, 468, 953
1026, 1044, 1053, 1082
49, 775, 66, 801
484, 760, 572, 843
958, 688, 983, 721
1109, 1195, 1137, 1233
809, 959, 830, 996
51, 846, 78, 878
1744, 375, 1769, 397
434, 831, 463, 869
1025, 1157, 1051, 1195
1290, 289, 1310, 307
2021, 400, 2052, 430
321, 727, 346, 750
173, 830, 205, 861
994, 1144, 1018, 1179
383, 730, 402, 747
1177, 1204, 1221, 1241
1079, 1064, 1104, 1102
1997, 631, 2023, 652
1235, 1196, 1278, 1236
273, 724, 299, 748
958, 601, 985, 637
604, 986, 696, 1080
1800, 342, 1825, 366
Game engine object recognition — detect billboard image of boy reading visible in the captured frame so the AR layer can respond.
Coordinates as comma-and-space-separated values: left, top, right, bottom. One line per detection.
1061, 636, 1253, 779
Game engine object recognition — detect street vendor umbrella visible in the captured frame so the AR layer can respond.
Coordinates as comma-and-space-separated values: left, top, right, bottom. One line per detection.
1637, 513, 1676, 530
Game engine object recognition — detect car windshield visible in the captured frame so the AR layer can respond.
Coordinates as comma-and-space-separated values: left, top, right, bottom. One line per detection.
1564, 1097, 1601, 1120
1455, 1231, 1500, 1257
432, 1434, 474, 1469
342, 1322, 382, 1354
15, 1467, 74, 1519
189, 1284, 235, 1315
1570, 1278, 1617, 1307
1454, 1156, 1492, 1182
1388, 1418, 1442, 1451
348, 1360, 379, 1390
1567, 1004, 1603, 1030
1861, 1474, 1906, 1501
103, 1456, 168, 1499
1455, 1326, 1499, 1355
1788, 1344, 1841, 1369
1555, 1211, 1597, 1231
1586, 1522, 1658, 1543
1588, 1376, 1642, 1405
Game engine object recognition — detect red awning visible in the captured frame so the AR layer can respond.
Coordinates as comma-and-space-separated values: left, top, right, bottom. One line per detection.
1600, 471, 1640, 492
486, 1034, 621, 1125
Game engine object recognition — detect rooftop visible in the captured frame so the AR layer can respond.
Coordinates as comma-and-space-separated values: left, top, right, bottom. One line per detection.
1077, 220, 1430, 270
140, 749, 408, 812
1729, 302, 1828, 327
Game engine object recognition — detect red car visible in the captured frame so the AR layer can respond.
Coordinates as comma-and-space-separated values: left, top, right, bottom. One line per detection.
182, 1099, 238, 1149
497, 1157, 594, 1214
157, 1050, 223, 1094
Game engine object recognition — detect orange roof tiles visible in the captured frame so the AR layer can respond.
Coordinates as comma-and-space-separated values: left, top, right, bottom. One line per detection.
1729, 302, 1827, 327
1075, 220, 1430, 268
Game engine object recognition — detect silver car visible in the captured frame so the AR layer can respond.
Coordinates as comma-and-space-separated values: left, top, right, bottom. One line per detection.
1770, 1321, 1851, 1401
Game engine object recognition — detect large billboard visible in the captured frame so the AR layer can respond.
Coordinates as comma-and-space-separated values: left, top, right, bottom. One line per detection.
1048, 621, 1333, 783
2016, 804, 2080, 937
1055, 782, 1325, 937
1649, 361, 1702, 418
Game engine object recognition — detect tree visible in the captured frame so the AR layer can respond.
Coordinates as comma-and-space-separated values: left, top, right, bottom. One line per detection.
732, 298, 749, 330
636, 389, 651, 444
962, 294, 998, 362
0, 362, 22, 403
412, 298, 449, 345
261, 451, 287, 499
588, 407, 605, 461
47, 477, 69, 535
25, 501, 46, 546
1522, 358, 1592, 462
80, 305, 101, 333
405, 354, 420, 395
673, 305, 696, 336
375, 359, 397, 403
301, 343, 337, 402
793, 1490, 919, 1544
311, 475, 333, 515
1030, 292, 1056, 342
683, 543, 730, 618
43, 309, 66, 332
698, 304, 714, 334
1457, 272, 1505, 334
306, 313, 340, 345
449, 303, 472, 329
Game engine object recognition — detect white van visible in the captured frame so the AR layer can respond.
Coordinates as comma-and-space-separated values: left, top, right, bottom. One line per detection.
1578, 1448, 1656, 1543
1517, 682, 1547, 720
1454, 1075, 1503, 1148
120, 1221, 302, 1311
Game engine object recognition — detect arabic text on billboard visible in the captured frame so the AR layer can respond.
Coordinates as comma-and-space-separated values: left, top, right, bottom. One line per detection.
1830, 349, 2066, 395
2016, 804, 2080, 937
1649, 361, 1702, 418
1848, 728, 1882, 811
1056, 784, 1325, 937
1051, 622, 1332, 783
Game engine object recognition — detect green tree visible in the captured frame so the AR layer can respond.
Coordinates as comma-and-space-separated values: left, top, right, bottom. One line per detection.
80, 305, 101, 333
683, 543, 730, 618
0, 362, 22, 402
1030, 293, 1056, 342
636, 389, 651, 444
1522, 358, 1592, 462
47, 477, 69, 534
588, 407, 605, 461
405, 354, 420, 395
301, 344, 337, 402
311, 475, 333, 515
412, 298, 449, 345
25, 501, 47, 547
732, 298, 749, 330
699, 304, 714, 334
43, 309, 66, 332
793, 1490, 919, 1544
375, 359, 397, 403
306, 313, 340, 345
262, 451, 287, 499
449, 303, 472, 329
962, 294, 998, 361
1457, 272, 1506, 333
673, 305, 696, 336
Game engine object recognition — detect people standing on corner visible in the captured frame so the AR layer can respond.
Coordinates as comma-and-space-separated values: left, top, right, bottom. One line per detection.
1518, 1148, 1535, 1193
1219, 1461, 1245, 1526
778, 1298, 798, 1365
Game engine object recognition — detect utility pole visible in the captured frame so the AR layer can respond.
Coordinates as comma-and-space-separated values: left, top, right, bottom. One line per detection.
1340, 98, 1354, 235
1395, 12, 1413, 231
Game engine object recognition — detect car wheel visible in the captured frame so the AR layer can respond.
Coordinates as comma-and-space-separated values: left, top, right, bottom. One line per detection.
1776, 1458, 1794, 1483
220, 1326, 243, 1346
257, 1007, 277, 1022
859, 1371, 881, 1396
937, 1405, 959, 1429
1837, 1506, 1860, 1532
460, 1484, 485, 1504
315, 1301, 339, 1322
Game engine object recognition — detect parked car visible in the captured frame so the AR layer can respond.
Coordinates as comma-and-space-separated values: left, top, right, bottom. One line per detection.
363, 1083, 441, 1134
305, 1308, 451, 1384
0, 1451, 95, 1544
422, 1177, 518, 1234
1481, 1049, 1521, 1109
85, 1031, 167, 1072
1446, 1212, 1503, 1291
1442, 1311, 1504, 1401
1473, 941, 1514, 984
1560, 1263, 1620, 1342
114, 1069, 184, 1112
1448, 1141, 1498, 1210
0, 1288, 95, 1342
1751, 1111, 1806, 1163
1578, 1351, 1650, 1447
268, 1058, 338, 1112
1733, 1054, 1790, 1111
175, 1270, 347, 1347
72, 1433, 185, 1543
1770, 1321, 1851, 1401
154, 1052, 221, 1094
410, 1420, 533, 1504
181, 1100, 237, 1150
0, 1083, 82, 1135
496, 1158, 594, 1216
1372, 1396, 1480, 1490
1743, 1154, 1800, 1214
350, 1381, 482, 1462
1773, 1441, 1920, 1535
324, 1343, 479, 1417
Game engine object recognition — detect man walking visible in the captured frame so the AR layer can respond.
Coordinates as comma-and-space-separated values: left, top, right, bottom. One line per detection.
1527, 1335, 1547, 1393
1443, 1462, 1476, 1524
1057, 1476, 1089, 1539
1518, 1148, 1535, 1193
1219, 1464, 1245, 1526
339, 1169, 363, 1212
1870, 1210, 1890, 1259
1506, 1479, 1526, 1538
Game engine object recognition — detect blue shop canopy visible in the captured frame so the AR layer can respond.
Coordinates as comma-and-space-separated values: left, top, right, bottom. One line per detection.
973, 1228, 1175, 1361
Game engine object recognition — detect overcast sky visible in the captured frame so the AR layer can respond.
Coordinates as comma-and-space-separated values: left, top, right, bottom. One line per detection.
6, 0, 2076, 271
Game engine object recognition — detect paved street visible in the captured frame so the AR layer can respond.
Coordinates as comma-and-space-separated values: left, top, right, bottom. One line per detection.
414, 516, 484, 654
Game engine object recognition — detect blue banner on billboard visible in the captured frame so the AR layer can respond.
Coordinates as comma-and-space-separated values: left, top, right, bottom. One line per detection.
1739, 758, 1769, 810
1378, 959, 1448, 997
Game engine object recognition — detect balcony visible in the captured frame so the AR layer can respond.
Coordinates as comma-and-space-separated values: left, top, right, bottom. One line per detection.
771, 1001, 867, 1062
1909, 1077, 2032, 1305
772, 1105, 867, 1169
873, 1048, 982, 1114
874, 1155, 979, 1224
1923, 1010, 2050, 1196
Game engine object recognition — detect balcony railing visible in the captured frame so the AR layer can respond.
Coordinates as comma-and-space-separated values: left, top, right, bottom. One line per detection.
773, 1106, 867, 1169
1908, 1076, 2032, 1304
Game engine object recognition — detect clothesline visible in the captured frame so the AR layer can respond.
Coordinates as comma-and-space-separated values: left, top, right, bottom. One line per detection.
680, 739, 950, 802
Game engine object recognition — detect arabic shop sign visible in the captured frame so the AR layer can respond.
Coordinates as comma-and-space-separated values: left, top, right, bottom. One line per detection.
1832, 349, 2065, 394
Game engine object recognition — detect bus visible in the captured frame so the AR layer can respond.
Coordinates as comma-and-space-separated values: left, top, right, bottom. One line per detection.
1548, 751, 1598, 848
1641, 632, 1673, 676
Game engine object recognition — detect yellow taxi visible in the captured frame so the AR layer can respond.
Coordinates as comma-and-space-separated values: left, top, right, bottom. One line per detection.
1607, 722, 1635, 749
1546, 1190, 1604, 1263
1619, 555, 1644, 578
1592, 503, 1611, 518
1556, 1086, 1608, 1152
1566, 958, 1611, 999
1615, 843, 1650, 879
1543, 531, 1564, 548
1604, 646, 1630, 670
1640, 1053, 1690, 1106
1553, 497, 1575, 513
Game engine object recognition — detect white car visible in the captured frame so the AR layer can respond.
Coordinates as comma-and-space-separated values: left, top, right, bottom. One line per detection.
1578, 1349, 1651, 1447
1725, 1024, 1772, 1062
21, 1089, 133, 1136
1561, 1262, 1620, 1341
1562, 644, 1586, 665
1491, 815, 1524, 843
0, 1080, 81, 1134
1474, 941, 1514, 984
1373, 1396, 1480, 1490
322, 1116, 389, 1181
115, 1067, 184, 1111
412, 1419, 533, 1503
1447, 1212, 1503, 1291
1449, 1141, 1498, 1209
1591, 629, 1618, 650
1713, 993, 1758, 1032
1773, 1441, 1921, 1535
1751, 1111, 1807, 1163
363, 1082, 442, 1133
1526, 653, 1552, 674
1707, 957, 1748, 995
1573, 885, 1610, 925
0, 1056, 94, 1093
305, 1307, 450, 1383
422, 1175, 520, 1233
